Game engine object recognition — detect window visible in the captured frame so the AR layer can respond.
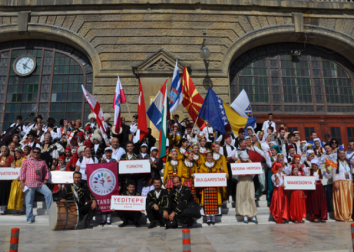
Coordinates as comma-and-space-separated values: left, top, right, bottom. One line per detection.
330, 127, 342, 145
287, 127, 298, 134
304, 127, 315, 142
230, 43, 354, 114
0, 40, 93, 131
347, 127, 354, 143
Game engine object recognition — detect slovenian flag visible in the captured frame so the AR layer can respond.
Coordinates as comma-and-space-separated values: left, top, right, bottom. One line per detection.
113, 76, 126, 134
169, 61, 182, 113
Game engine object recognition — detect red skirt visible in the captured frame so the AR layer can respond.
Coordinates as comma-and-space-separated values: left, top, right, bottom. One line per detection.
290, 190, 307, 222
306, 181, 328, 220
270, 187, 290, 223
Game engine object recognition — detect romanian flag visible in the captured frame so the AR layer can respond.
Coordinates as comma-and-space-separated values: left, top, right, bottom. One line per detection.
181, 66, 205, 128
326, 158, 337, 171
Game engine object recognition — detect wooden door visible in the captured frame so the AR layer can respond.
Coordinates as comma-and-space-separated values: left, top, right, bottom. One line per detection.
326, 123, 354, 148
302, 124, 321, 142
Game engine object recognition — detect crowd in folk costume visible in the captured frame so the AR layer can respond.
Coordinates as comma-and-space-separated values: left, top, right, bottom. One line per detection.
1, 111, 354, 229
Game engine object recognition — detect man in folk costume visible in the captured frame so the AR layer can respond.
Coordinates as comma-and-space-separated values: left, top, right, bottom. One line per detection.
275, 127, 287, 147
168, 124, 181, 148
200, 150, 224, 225
140, 128, 156, 155
40, 118, 62, 143
216, 125, 236, 147
119, 141, 139, 193
235, 151, 258, 224
163, 149, 179, 191
285, 144, 296, 163
52, 155, 71, 201
85, 113, 97, 131
129, 114, 140, 154
178, 150, 198, 203
21, 131, 41, 151
146, 178, 169, 229
313, 138, 324, 158
77, 131, 85, 146
282, 133, 301, 158
84, 125, 93, 142
261, 113, 276, 133
201, 122, 215, 149
64, 147, 74, 169
212, 142, 229, 202
24, 115, 46, 134
328, 146, 354, 221
219, 133, 237, 201
2, 115, 26, 137
103, 113, 112, 138
91, 133, 105, 160
116, 117, 131, 150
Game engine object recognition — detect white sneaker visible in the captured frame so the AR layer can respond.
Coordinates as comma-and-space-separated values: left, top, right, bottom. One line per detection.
27, 220, 34, 224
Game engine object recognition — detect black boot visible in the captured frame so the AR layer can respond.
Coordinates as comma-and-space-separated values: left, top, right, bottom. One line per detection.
85, 219, 92, 229
119, 221, 128, 227
134, 221, 140, 228
148, 221, 156, 229
159, 219, 165, 227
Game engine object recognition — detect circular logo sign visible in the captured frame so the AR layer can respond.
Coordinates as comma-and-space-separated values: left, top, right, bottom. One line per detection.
89, 168, 117, 196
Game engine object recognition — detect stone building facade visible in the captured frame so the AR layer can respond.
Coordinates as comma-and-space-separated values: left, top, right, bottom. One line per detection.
1, 0, 354, 145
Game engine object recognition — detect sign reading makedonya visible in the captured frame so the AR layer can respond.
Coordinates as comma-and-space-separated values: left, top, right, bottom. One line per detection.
118, 160, 150, 174
284, 176, 316, 190
194, 173, 227, 187
110, 195, 146, 211
231, 163, 263, 176
0, 168, 21, 180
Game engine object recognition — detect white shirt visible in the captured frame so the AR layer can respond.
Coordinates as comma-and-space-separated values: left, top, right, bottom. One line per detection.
76, 157, 99, 180
103, 147, 126, 161
320, 152, 337, 185
202, 126, 214, 143
262, 120, 276, 132
271, 173, 284, 187
94, 144, 99, 152
346, 150, 354, 169
155, 190, 161, 199
219, 145, 235, 157
40, 128, 61, 142
130, 123, 139, 143
330, 160, 353, 182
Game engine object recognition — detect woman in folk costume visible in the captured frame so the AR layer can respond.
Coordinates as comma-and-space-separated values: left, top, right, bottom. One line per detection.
168, 125, 181, 148
212, 142, 229, 202
289, 166, 307, 223
200, 151, 223, 225
330, 146, 353, 221
267, 145, 282, 206
7, 148, 26, 214
52, 156, 71, 201
284, 154, 304, 175
270, 162, 290, 224
191, 142, 204, 203
178, 151, 199, 202
306, 159, 329, 223
163, 149, 179, 191
177, 138, 189, 161
141, 147, 163, 197
0, 146, 15, 214
235, 152, 258, 224
303, 149, 315, 171
199, 137, 208, 155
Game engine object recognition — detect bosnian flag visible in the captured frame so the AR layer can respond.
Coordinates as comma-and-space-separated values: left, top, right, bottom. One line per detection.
147, 79, 168, 131
169, 61, 182, 113
81, 85, 109, 143
113, 76, 126, 134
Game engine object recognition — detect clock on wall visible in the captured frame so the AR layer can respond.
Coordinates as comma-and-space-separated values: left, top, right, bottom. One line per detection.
13, 54, 37, 76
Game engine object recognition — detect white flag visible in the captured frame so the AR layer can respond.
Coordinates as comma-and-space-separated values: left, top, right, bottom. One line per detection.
230, 89, 253, 118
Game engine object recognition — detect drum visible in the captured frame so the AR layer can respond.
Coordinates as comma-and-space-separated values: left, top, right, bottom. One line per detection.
49, 202, 79, 230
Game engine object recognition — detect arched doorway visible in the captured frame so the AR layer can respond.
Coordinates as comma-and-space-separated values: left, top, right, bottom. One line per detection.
230, 43, 354, 145
0, 40, 93, 131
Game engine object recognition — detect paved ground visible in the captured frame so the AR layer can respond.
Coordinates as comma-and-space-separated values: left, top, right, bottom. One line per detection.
0, 217, 352, 252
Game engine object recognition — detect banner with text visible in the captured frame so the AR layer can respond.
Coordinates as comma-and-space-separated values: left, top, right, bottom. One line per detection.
87, 162, 119, 212
284, 176, 316, 190
119, 160, 150, 174
0, 168, 21, 180
51, 171, 74, 184
194, 173, 227, 187
110, 195, 146, 211
231, 162, 263, 176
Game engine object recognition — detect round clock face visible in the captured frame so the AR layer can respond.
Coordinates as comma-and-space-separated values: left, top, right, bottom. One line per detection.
13, 55, 36, 76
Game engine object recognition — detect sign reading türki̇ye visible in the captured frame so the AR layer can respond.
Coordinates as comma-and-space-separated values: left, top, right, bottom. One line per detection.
110, 195, 146, 211
118, 160, 150, 174
194, 173, 227, 187
0, 168, 21, 180
284, 176, 316, 190
231, 163, 263, 176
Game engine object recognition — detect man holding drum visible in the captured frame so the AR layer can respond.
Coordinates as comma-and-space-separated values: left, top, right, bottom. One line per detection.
60, 172, 97, 228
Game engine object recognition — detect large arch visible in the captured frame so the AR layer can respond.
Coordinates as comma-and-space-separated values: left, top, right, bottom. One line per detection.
222, 24, 354, 76
0, 23, 102, 75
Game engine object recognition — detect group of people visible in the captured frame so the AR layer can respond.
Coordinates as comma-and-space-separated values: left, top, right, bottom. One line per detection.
0, 112, 353, 229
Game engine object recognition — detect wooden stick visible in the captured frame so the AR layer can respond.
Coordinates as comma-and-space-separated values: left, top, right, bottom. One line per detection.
125, 102, 132, 120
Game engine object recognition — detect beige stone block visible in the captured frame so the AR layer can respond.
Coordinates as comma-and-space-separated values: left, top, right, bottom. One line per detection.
232, 22, 245, 37
0, 17, 3, 25
318, 18, 327, 28
238, 16, 253, 33
335, 19, 346, 33
54, 16, 65, 26
343, 19, 354, 35
46, 16, 56, 25
267, 16, 276, 26
258, 16, 269, 28
326, 19, 336, 29
102, 61, 142, 69
2, 17, 10, 24
38, 15, 47, 24
30, 16, 38, 23
293, 13, 303, 33
11, 16, 18, 24
93, 85, 138, 95
248, 16, 261, 30
275, 16, 284, 24
70, 15, 85, 33
100, 53, 148, 61
192, 78, 229, 86
62, 15, 76, 29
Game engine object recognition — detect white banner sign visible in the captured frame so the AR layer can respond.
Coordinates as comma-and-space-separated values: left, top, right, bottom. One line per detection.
194, 173, 227, 187
231, 162, 263, 176
284, 176, 316, 190
51, 171, 74, 184
118, 160, 150, 174
110, 195, 146, 211
0, 168, 21, 180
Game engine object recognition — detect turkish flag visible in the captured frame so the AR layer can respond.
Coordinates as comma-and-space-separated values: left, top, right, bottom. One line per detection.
138, 79, 148, 141
181, 66, 205, 129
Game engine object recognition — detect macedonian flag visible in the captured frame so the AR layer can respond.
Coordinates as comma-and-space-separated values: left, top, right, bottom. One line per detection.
181, 66, 205, 128
325, 158, 337, 171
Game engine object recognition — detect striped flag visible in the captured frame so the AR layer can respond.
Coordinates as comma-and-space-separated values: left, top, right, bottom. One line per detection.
159, 79, 168, 158
147, 79, 168, 131
169, 61, 182, 113
113, 76, 126, 134
81, 85, 109, 143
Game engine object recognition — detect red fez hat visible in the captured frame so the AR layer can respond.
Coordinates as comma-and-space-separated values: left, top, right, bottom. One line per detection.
59, 155, 65, 160
238, 128, 245, 134
84, 140, 92, 148
65, 147, 71, 152
268, 126, 274, 132
225, 124, 231, 132
85, 125, 91, 131
287, 144, 294, 150
78, 131, 84, 137
224, 133, 231, 139
278, 127, 285, 131
71, 137, 77, 142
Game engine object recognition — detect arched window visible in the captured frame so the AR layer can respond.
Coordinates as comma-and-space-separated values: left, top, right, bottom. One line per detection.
230, 43, 354, 114
0, 40, 93, 131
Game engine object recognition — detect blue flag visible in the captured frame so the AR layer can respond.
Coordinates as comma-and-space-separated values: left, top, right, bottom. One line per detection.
169, 61, 182, 113
198, 88, 230, 134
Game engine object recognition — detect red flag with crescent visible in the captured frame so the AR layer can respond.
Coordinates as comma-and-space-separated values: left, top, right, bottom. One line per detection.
181, 66, 205, 128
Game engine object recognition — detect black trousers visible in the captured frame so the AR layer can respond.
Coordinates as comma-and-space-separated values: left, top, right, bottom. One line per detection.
79, 202, 95, 221
146, 207, 163, 222
117, 211, 142, 223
